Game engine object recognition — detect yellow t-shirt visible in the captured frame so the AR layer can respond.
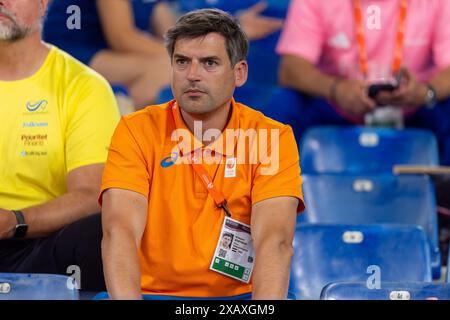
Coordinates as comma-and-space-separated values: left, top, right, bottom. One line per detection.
0, 45, 120, 210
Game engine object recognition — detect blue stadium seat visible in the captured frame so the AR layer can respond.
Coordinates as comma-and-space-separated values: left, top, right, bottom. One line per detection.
300, 126, 439, 175
299, 174, 441, 278
0, 273, 79, 300
289, 224, 432, 299
321, 282, 450, 300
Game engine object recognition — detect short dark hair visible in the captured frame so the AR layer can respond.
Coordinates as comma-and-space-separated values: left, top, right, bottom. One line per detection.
223, 233, 233, 239
165, 9, 249, 66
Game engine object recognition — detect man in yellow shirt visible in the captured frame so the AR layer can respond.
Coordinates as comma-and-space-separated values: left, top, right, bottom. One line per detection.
100, 9, 304, 299
0, 0, 120, 291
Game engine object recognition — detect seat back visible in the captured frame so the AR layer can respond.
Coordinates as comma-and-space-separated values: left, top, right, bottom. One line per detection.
300, 126, 439, 175
0, 273, 79, 300
299, 174, 441, 277
321, 282, 450, 300
289, 224, 432, 299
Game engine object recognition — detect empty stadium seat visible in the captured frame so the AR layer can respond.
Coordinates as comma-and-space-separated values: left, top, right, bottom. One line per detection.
320, 282, 450, 300
289, 224, 432, 299
0, 273, 79, 300
300, 126, 439, 175
299, 174, 441, 278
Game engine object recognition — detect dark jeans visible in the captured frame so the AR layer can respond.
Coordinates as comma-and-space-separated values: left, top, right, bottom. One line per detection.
0, 213, 105, 292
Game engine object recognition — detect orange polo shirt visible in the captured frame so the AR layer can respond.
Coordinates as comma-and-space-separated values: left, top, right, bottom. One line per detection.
100, 99, 304, 297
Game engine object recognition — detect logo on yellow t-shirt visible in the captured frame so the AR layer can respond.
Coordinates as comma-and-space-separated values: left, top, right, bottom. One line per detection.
26, 100, 48, 112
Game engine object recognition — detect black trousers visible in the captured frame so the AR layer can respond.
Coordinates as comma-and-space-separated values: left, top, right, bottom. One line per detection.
0, 214, 105, 291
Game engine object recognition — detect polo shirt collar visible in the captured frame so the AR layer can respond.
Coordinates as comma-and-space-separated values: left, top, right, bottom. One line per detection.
170, 98, 239, 157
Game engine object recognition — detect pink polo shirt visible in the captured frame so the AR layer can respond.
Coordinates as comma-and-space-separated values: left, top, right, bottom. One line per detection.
277, 0, 450, 84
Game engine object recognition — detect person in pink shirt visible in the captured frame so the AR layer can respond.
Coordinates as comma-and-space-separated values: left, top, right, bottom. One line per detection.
269, 0, 450, 164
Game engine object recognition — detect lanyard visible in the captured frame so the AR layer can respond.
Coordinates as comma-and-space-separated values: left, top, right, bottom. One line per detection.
170, 102, 232, 217
353, 0, 408, 78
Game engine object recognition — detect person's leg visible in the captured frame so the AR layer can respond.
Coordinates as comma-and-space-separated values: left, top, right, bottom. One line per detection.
405, 98, 450, 165
0, 238, 42, 272
52, 213, 105, 292
0, 214, 105, 292
261, 88, 352, 143
90, 50, 171, 108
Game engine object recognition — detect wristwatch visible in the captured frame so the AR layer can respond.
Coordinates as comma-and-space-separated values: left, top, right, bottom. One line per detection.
424, 83, 438, 109
11, 210, 28, 238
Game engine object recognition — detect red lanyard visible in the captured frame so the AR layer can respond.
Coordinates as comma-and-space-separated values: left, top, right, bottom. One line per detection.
171, 102, 232, 217
353, 0, 408, 78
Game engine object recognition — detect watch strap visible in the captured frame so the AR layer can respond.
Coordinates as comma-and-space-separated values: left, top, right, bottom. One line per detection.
12, 210, 26, 225
11, 210, 28, 238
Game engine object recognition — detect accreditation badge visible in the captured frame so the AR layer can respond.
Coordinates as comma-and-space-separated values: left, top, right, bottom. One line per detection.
210, 216, 255, 283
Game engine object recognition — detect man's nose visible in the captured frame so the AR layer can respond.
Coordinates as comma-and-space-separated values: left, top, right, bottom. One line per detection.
186, 61, 201, 82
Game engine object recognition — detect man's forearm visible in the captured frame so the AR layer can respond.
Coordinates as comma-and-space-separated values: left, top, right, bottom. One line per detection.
19, 189, 100, 238
102, 227, 142, 300
279, 55, 337, 100
429, 66, 450, 101
252, 238, 294, 300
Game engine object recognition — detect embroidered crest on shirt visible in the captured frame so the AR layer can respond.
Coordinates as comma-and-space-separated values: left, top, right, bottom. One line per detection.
225, 158, 237, 178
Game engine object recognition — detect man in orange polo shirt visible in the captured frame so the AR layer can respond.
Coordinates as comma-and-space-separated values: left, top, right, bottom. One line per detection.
99, 9, 304, 299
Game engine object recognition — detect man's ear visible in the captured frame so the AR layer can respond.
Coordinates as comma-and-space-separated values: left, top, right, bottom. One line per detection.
234, 60, 248, 88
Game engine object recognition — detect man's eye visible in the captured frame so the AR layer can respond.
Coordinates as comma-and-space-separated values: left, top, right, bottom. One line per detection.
176, 59, 187, 65
205, 60, 217, 67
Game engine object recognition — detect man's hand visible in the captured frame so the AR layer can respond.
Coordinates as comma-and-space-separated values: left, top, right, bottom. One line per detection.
334, 79, 377, 115
238, 2, 284, 41
0, 209, 16, 239
375, 68, 428, 107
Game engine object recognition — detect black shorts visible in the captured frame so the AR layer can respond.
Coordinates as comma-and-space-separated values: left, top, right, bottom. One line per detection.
0, 214, 105, 292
